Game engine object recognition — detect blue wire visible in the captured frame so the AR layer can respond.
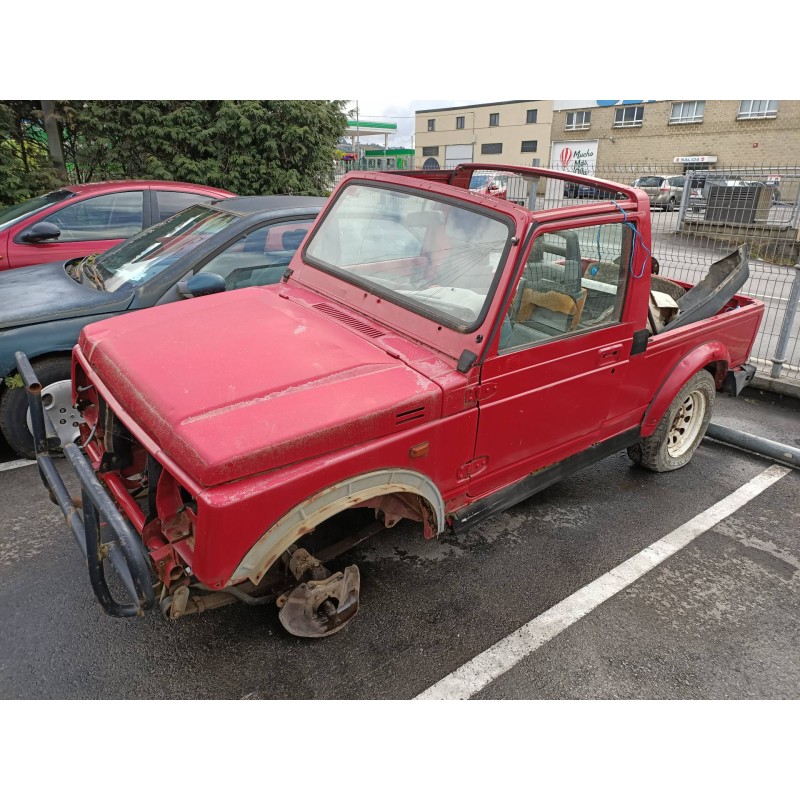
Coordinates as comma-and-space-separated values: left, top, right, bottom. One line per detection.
609, 199, 651, 279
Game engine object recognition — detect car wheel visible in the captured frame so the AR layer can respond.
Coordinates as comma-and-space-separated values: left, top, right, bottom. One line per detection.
0, 356, 79, 459
627, 370, 715, 473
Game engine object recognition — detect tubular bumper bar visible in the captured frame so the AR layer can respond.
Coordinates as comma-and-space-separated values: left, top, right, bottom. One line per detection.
15, 351, 155, 617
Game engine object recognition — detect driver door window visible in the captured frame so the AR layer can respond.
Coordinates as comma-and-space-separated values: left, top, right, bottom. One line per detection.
42, 191, 144, 241
500, 222, 631, 352
197, 219, 313, 289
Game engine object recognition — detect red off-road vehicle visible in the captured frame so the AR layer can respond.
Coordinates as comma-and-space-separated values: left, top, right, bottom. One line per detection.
18, 164, 763, 638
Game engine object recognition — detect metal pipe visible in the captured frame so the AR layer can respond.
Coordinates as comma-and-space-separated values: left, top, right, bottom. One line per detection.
769, 264, 800, 378
705, 422, 800, 469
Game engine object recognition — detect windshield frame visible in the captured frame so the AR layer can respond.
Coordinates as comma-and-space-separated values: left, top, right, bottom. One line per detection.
302, 180, 516, 334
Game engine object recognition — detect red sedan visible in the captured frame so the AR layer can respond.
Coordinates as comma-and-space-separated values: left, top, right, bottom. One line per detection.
0, 180, 234, 270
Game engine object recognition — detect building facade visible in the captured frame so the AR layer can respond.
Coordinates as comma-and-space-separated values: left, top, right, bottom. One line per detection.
415, 100, 800, 174
550, 100, 800, 173
414, 100, 554, 169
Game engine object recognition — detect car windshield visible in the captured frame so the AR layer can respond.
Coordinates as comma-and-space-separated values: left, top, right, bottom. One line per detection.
0, 189, 74, 231
636, 176, 664, 187
304, 183, 513, 328
96, 205, 239, 292
469, 175, 491, 189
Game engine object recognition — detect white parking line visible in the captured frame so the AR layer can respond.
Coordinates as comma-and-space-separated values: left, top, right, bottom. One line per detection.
0, 459, 36, 473
416, 463, 791, 700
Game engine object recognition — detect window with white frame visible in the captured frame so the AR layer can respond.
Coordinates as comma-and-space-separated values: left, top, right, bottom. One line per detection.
670, 101, 705, 124
613, 106, 644, 127
566, 110, 591, 130
738, 100, 779, 119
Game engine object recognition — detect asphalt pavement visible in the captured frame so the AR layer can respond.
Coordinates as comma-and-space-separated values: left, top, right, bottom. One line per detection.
0, 388, 797, 700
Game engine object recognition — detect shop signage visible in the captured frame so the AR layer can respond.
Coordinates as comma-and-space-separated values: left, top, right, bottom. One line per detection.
673, 155, 718, 163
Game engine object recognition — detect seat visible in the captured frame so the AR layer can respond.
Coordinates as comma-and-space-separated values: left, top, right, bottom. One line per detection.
517, 286, 588, 331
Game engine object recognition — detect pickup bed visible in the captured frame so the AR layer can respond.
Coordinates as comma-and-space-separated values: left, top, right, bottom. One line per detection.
17, 164, 764, 637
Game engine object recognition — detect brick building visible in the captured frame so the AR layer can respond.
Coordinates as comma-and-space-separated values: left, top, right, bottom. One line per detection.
550, 100, 800, 172
414, 100, 800, 173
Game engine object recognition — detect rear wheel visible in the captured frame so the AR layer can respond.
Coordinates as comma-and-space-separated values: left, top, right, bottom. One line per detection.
627, 370, 716, 472
666, 197, 676, 212
0, 356, 78, 459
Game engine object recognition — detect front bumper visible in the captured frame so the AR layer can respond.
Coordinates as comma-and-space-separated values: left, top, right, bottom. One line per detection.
15, 351, 155, 617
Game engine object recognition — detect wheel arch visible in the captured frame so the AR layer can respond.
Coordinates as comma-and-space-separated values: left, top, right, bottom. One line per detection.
641, 342, 730, 438
228, 469, 447, 586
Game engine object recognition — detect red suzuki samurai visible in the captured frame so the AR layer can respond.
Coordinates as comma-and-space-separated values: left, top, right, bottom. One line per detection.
17, 164, 763, 637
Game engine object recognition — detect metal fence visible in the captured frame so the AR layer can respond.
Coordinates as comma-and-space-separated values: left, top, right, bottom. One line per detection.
331, 162, 800, 381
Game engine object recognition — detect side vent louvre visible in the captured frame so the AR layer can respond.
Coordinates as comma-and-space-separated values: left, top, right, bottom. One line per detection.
313, 304, 385, 338
396, 407, 425, 425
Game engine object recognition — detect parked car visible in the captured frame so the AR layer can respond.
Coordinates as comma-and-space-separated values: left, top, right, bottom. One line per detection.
0, 196, 323, 457
0, 180, 235, 271
632, 175, 685, 211
469, 171, 513, 200
563, 181, 620, 200
19, 164, 763, 639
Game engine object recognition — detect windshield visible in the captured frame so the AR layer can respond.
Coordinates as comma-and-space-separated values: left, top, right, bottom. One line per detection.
304, 183, 513, 328
0, 189, 74, 231
96, 205, 239, 292
469, 175, 491, 189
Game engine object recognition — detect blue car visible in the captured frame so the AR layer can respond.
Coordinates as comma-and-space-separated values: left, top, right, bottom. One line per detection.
0, 196, 324, 457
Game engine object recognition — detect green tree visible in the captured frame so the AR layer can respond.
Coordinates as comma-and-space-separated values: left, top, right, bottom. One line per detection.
0, 101, 61, 205
59, 100, 348, 195
1, 100, 349, 206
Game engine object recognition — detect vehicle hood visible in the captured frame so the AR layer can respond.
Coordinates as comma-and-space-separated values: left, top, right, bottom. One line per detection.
79, 288, 442, 487
0, 261, 134, 331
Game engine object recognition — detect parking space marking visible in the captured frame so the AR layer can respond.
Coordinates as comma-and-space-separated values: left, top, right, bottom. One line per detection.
0, 459, 36, 473
416, 464, 791, 700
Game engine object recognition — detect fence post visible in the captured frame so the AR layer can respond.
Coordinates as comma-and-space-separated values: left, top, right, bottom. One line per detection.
675, 168, 692, 232
770, 263, 800, 378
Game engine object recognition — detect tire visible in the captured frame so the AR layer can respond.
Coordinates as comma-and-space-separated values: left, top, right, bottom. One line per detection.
627, 370, 716, 472
666, 197, 676, 212
0, 356, 73, 459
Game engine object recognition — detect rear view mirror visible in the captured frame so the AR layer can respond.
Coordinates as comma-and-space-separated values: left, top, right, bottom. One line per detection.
176, 273, 226, 299
21, 221, 61, 243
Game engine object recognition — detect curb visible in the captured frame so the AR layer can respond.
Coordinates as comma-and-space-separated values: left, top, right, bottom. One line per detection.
751, 373, 800, 401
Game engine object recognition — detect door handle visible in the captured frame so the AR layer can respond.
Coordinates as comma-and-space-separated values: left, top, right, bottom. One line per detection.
598, 344, 624, 365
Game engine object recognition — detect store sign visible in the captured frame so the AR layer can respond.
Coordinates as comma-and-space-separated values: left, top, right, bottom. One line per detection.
551, 140, 599, 174
673, 155, 718, 164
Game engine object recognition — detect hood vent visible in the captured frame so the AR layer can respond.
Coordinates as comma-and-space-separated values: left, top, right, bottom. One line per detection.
313, 303, 385, 338
396, 406, 426, 425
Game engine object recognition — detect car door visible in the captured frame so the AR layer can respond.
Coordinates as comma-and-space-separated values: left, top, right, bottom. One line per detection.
7, 190, 146, 267
467, 218, 637, 499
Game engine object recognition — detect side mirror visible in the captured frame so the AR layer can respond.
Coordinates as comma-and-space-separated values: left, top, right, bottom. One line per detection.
176, 273, 226, 299
21, 221, 61, 243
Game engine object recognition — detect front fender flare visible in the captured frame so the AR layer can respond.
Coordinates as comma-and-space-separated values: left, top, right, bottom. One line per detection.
640, 342, 729, 438
228, 469, 447, 586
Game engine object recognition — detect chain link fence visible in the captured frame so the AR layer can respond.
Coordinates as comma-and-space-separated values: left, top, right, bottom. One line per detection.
331, 162, 800, 381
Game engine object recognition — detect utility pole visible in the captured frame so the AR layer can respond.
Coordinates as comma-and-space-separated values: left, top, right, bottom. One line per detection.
41, 101, 68, 182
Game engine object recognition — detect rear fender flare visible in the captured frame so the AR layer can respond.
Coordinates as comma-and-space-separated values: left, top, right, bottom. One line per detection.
228, 469, 446, 586
640, 342, 729, 438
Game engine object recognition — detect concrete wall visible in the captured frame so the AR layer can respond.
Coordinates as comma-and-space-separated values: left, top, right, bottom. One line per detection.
415, 101, 554, 167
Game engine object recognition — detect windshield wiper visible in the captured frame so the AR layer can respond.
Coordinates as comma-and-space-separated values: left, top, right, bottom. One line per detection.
79, 256, 106, 291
